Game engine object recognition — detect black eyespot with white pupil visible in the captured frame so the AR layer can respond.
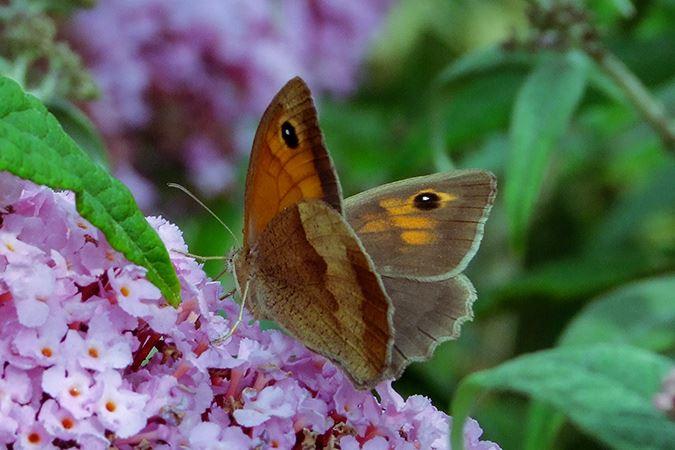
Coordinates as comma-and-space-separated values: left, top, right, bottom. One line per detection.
281, 121, 299, 149
413, 192, 441, 210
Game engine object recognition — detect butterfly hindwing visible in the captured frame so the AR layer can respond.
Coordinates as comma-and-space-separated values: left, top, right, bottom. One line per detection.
345, 170, 496, 280
381, 274, 476, 379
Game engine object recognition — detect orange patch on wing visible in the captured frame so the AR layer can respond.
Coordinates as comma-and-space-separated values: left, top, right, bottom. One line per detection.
359, 219, 391, 233
379, 198, 412, 215
276, 174, 324, 215
400, 230, 435, 245
392, 216, 437, 229
298, 176, 323, 198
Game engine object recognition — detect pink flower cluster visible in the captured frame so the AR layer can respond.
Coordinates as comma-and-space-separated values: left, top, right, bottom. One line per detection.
655, 368, 675, 419
66, 0, 392, 203
0, 172, 500, 449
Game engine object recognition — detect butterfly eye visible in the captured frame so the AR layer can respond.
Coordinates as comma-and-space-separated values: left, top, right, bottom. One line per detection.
281, 121, 299, 149
413, 192, 441, 210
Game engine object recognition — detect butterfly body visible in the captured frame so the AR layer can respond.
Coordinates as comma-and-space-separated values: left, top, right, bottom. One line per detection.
233, 77, 496, 389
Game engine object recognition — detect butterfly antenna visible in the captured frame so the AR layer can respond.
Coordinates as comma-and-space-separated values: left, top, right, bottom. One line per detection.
212, 279, 249, 346
167, 183, 240, 247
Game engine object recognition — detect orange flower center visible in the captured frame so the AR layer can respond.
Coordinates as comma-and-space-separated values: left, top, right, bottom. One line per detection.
27, 432, 41, 444
61, 418, 74, 430
88, 347, 99, 358
105, 401, 117, 412
120, 286, 130, 297
69, 387, 80, 397
41, 347, 53, 358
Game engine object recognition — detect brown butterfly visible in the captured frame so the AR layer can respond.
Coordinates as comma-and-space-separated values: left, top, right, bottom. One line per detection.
232, 77, 496, 389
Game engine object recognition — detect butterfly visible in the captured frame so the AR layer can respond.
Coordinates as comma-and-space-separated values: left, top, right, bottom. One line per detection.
231, 77, 496, 389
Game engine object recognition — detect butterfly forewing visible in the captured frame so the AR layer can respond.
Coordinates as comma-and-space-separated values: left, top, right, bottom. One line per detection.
244, 200, 394, 389
242, 77, 343, 249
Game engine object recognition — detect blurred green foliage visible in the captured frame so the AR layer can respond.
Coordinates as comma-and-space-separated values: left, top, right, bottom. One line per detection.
4, 0, 672, 448
0, 0, 97, 102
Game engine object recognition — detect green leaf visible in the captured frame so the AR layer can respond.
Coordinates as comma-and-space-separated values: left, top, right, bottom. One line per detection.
47, 99, 109, 169
505, 51, 589, 253
478, 247, 669, 314
587, 162, 675, 254
522, 401, 565, 450
435, 45, 532, 86
0, 76, 181, 306
524, 275, 675, 450
451, 344, 675, 450
561, 275, 675, 351
608, 0, 636, 18
442, 70, 525, 150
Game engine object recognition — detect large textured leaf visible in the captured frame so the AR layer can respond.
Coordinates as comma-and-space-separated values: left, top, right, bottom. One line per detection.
523, 275, 675, 449
505, 51, 588, 252
561, 275, 675, 350
0, 76, 181, 306
451, 344, 675, 450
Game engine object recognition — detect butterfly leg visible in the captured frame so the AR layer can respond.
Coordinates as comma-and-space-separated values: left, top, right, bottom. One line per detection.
219, 288, 236, 300
171, 249, 228, 261
211, 279, 250, 346
170, 248, 233, 281
212, 265, 232, 281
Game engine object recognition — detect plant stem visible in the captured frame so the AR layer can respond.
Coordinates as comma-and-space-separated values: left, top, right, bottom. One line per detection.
589, 49, 675, 151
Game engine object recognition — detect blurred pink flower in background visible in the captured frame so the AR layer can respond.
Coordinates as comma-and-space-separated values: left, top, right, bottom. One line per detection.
66, 0, 392, 207
655, 368, 675, 419
0, 172, 501, 449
